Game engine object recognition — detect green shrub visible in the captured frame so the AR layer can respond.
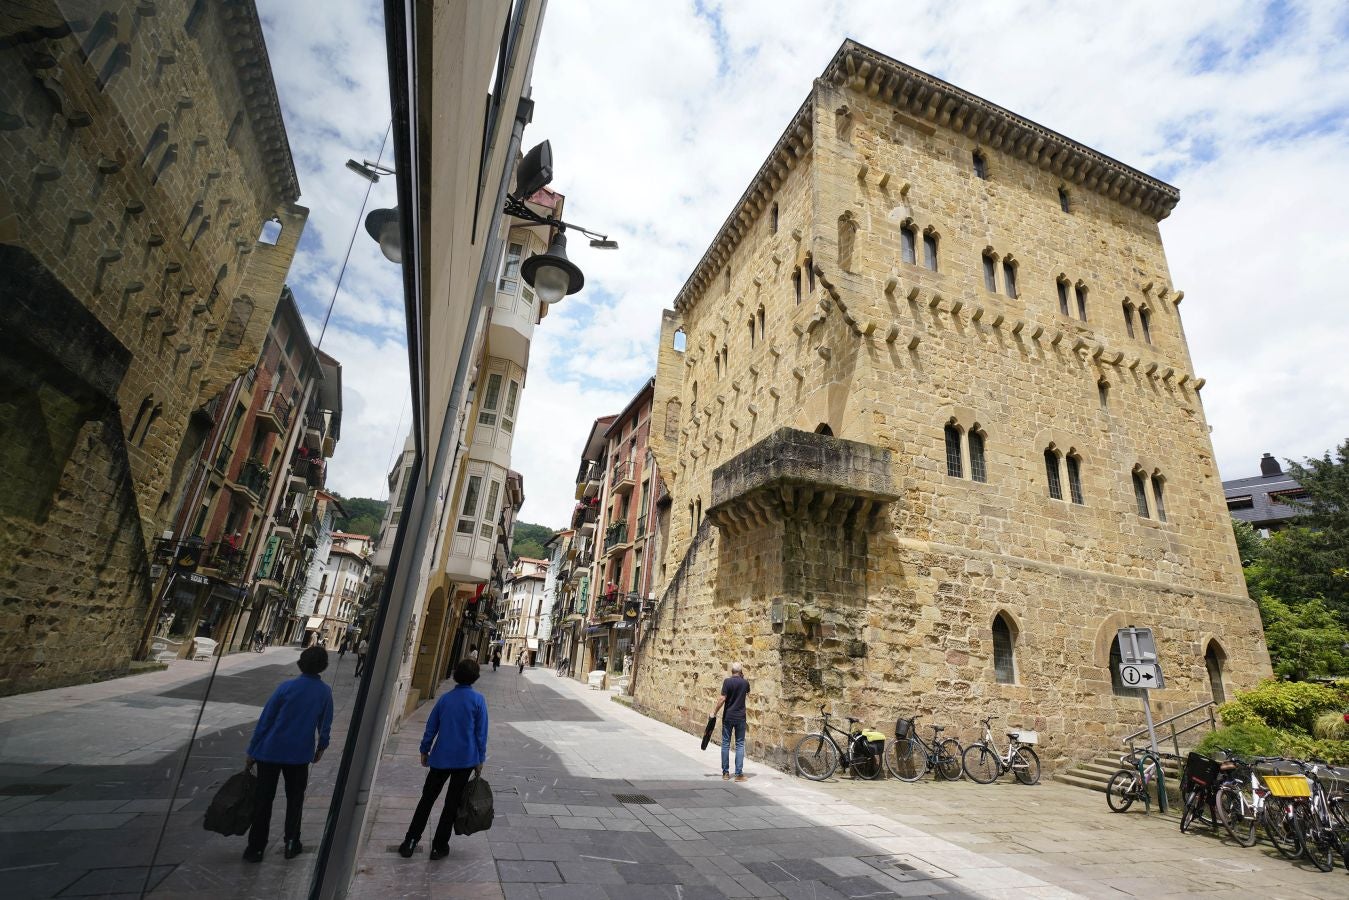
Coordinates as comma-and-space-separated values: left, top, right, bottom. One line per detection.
1195, 722, 1284, 759
1216, 678, 1346, 735
1276, 732, 1349, 766
1313, 710, 1349, 741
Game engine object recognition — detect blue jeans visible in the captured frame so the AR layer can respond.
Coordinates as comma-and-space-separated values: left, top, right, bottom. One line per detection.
721, 720, 746, 775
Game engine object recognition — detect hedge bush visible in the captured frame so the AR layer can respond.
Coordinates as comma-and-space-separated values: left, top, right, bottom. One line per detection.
1216, 678, 1349, 735
1195, 721, 1284, 759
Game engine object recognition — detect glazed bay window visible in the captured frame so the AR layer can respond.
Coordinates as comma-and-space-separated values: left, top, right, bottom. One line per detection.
457, 475, 483, 534
478, 373, 503, 427
502, 379, 519, 433
499, 241, 523, 292
479, 479, 501, 538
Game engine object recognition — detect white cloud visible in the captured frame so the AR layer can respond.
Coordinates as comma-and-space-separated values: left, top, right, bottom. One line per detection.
259, 0, 1349, 525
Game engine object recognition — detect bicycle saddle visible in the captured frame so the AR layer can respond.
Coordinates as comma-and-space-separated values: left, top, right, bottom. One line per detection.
846, 716, 861, 724
930, 725, 945, 732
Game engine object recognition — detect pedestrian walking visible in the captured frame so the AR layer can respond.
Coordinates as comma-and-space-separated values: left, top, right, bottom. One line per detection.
242, 645, 334, 862
711, 661, 750, 782
468, 647, 479, 662
491, 650, 500, 672
338, 636, 349, 661
354, 638, 369, 677
398, 658, 488, 860
517, 654, 525, 674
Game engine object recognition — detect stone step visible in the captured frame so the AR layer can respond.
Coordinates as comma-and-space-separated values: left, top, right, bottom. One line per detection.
1053, 771, 1109, 793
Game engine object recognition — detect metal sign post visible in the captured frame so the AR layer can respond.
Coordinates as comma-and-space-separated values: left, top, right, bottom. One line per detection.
1118, 626, 1164, 755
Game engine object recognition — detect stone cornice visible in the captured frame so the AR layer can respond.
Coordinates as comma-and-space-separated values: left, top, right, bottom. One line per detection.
826, 40, 1179, 222
673, 97, 813, 314
220, 0, 300, 204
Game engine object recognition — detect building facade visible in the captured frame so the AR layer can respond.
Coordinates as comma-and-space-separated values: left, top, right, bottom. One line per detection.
307, 532, 371, 647
634, 41, 1271, 770
0, 0, 307, 694
1223, 453, 1307, 535
501, 557, 548, 665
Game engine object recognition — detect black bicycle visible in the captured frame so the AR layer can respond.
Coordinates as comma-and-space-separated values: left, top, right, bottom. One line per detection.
791, 706, 885, 781
887, 716, 963, 782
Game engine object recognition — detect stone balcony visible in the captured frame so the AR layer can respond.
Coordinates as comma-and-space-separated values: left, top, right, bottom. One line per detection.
706, 427, 898, 536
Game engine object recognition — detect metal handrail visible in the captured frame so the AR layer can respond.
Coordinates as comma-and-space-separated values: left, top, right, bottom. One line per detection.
1123, 699, 1217, 756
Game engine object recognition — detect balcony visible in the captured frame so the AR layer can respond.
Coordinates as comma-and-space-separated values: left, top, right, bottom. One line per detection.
603, 521, 629, 556
636, 513, 648, 538
610, 460, 636, 495
256, 391, 291, 434
273, 509, 299, 541
227, 458, 270, 501
593, 591, 622, 620
571, 502, 599, 532
198, 539, 246, 580
575, 460, 602, 500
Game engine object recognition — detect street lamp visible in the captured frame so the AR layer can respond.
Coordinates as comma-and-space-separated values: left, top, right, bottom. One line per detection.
361, 140, 616, 300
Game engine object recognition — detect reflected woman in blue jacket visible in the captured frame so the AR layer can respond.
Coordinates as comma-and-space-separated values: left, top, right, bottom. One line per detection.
243, 645, 333, 862
399, 658, 488, 860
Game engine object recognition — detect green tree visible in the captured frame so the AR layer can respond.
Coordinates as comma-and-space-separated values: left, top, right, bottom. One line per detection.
1256, 595, 1349, 682
511, 521, 556, 561
1282, 439, 1349, 615
332, 496, 388, 538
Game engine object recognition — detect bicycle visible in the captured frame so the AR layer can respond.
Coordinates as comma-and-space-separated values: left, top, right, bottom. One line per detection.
1179, 751, 1227, 834
1279, 759, 1349, 873
961, 717, 1040, 785
1212, 752, 1266, 847
886, 716, 963, 782
555, 657, 572, 677
1106, 747, 1172, 814
791, 706, 885, 781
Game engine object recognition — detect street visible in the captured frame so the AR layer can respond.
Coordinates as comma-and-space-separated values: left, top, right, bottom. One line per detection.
3, 656, 1346, 899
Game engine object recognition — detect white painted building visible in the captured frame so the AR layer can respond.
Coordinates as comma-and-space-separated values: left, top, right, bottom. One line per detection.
501, 557, 548, 665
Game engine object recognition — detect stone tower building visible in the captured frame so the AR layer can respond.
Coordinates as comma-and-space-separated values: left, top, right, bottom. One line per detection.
635, 40, 1270, 769
0, 1, 306, 694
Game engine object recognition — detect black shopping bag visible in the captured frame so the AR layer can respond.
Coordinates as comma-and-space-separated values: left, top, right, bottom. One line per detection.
454, 774, 494, 836
701, 715, 717, 751
203, 768, 256, 836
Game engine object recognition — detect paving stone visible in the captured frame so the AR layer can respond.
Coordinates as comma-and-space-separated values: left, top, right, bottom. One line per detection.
495, 860, 563, 883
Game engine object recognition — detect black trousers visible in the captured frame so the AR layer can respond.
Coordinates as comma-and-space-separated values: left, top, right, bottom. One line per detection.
248, 762, 308, 850
406, 767, 472, 847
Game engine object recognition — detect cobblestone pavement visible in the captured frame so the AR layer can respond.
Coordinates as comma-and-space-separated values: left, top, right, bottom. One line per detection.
352, 668, 1349, 899
0, 645, 363, 898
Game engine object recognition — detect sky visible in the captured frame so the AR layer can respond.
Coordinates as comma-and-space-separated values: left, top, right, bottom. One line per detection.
258, 0, 1349, 530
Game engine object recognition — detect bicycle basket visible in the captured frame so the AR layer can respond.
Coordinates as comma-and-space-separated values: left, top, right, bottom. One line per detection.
895, 717, 914, 740
1183, 752, 1221, 788
1264, 774, 1311, 798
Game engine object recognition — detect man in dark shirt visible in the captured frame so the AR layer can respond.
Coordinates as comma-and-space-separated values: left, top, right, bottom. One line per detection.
712, 662, 750, 781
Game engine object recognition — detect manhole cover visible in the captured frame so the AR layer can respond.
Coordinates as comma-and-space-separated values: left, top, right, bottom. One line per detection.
860, 854, 953, 881
613, 793, 656, 804
0, 783, 67, 796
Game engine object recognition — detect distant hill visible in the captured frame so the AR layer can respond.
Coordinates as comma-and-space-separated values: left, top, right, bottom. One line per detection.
332, 496, 387, 538
511, 521, 555, 561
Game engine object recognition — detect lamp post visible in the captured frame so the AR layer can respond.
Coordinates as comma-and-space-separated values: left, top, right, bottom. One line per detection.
360, 139, 615, 297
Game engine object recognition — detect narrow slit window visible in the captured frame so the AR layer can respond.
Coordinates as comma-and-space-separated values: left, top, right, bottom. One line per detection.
969, 430, 987, 483
944, 423, 963, 478
805, 255, 815, 292
1058, 187, 1071, 213
1002, 260, 1017, 298
1123, 302, 1135, 338
1151, 475, 1167, 521
973, 151, 989, 180
1140, 307, 1152, 344
1066, 454, 1084, 505
901, 227, 917, 265
1132, 470, 1150, 518
792, 268, 802, 304
923, 233, 938, 272
1097, 380, 1110, 409
1044, 449, 1062, 500
992, 614, 1015, 684
982, 254, 997, 292
1057, 279, 1070, 317
770, 202, 778, 233
1075, 284, 1088, 321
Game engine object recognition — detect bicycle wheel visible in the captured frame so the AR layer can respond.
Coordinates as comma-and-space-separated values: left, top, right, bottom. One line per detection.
1261, 799, 1301, 859
1010, 746, 1040, 785
962, 744, 999, 784
792, 733, 839, 781
1215, 784, 1258, 848
886, 736, 928, 782
935, 739, 964, 781
1106, 770, 1138, 813
849, 737, 883, 781
1179, 789, 1205, 833
1292, 804, 1335, 873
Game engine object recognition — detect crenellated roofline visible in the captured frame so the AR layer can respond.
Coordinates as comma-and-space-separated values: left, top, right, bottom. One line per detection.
673, 39, 1179, 316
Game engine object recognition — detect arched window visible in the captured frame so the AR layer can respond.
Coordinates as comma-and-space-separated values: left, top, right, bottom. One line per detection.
837, 211, 857, 272
1058, 187, 1071, 213
944, 423, 963, 478
714, 353, 721, 380
805, 254, 815, 292
1056, 277, 1070, 317
259, 218, 282, 245
130, 395, 155, 444
1097, 379, 1110, 409
901, 225, 917, 265
756, 304, 765, 342
922, 230, 939, 272
992, 613, 1016, 684
814, 423, 833, 437
748, 317, 756, 349
1044, 448, 1062, 500
1139, 307, 1153, 344
1131, 468, 1150, 517
1075, 283, 1088, 321
973, 150, 989, 180
689, 381, 697, 418
1151, 473, 1167, 522
792, 268, 802, 304
139, 404, 163, 447
1205, 642, 1226, 704
1122, 301, 1136, 339
720, 346, 728, 375
1002, 259, 1018, 299
1110, 636, 1144, 697
673, 328, 687, 352
968, 429, 987, 483
982, 251, 997, 292
1066, 453, 1084, 505
770, 202, 778, 233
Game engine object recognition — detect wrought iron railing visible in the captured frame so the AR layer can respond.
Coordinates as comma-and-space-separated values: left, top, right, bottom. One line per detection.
604, 521, 628, 552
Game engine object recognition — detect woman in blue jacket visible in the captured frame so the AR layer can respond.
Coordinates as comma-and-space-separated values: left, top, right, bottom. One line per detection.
243, 645, 334, 862
399, 658, 488, 859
